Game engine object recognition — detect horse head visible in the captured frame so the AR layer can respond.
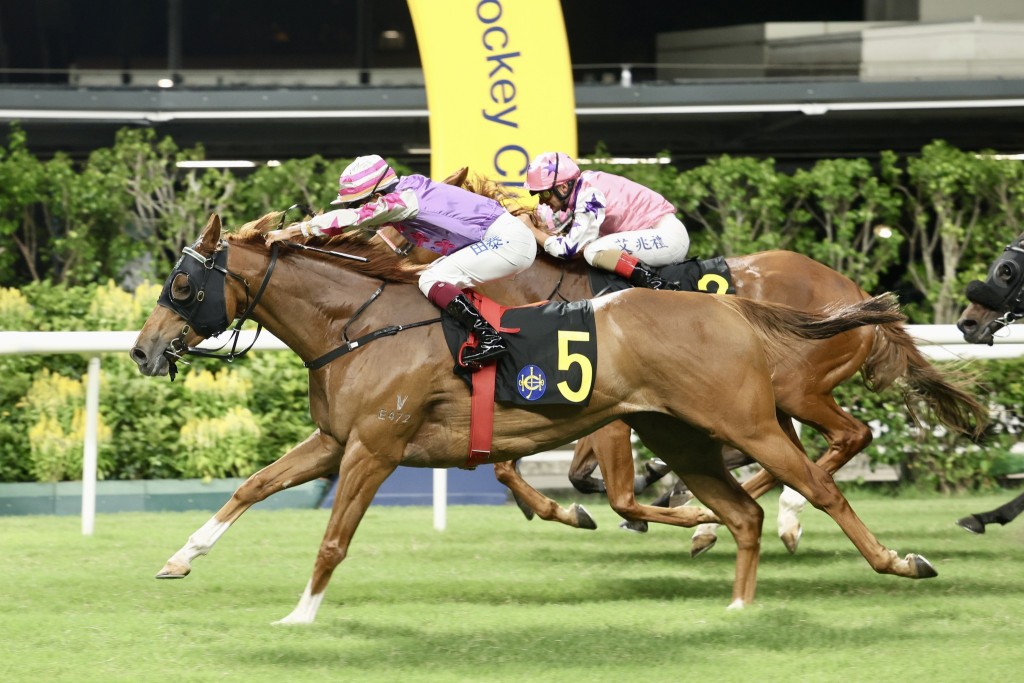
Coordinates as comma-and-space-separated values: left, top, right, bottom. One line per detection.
957, 232, 1024, 345
130, 213, 254, 378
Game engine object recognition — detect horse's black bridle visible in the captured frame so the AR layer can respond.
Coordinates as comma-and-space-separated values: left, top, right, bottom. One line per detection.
155, 214, 433, 377
964, 236, 1024, 335
156, 239, 279, 379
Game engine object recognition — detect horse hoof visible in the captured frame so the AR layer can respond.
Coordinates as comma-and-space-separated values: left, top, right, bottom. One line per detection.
691, 535, 717, 558
155, 562, 190, 579
668, 490, 694, 508
726, 598, 746, 610
780, 525, 803, 554
155, 570, 188, 579
909, 554, 938, 579
619, 519, 648, 533
955, 516, 984, 534
512, 494, 535, 522
573, 504, 598, 530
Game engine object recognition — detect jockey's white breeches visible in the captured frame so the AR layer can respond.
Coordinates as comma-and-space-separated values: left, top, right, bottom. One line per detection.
418, 212, 537, 297
582, 213, 690, 268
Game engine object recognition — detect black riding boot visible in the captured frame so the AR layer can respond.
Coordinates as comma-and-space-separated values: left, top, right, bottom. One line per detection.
445, 294, 508, 365
629, 263, 678, 291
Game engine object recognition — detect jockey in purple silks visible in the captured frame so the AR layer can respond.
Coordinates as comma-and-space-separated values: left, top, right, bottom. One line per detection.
265, 155, 536, 365
521, 151, 690, 291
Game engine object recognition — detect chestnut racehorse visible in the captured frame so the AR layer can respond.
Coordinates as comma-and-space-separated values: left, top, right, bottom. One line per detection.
476, 250, 987, 552
445, 170, 987, 554
131, 213, 936, 624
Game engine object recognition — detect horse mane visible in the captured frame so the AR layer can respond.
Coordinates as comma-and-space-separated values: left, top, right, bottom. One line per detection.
228, 211, 425, 284
455, 170, 538, 223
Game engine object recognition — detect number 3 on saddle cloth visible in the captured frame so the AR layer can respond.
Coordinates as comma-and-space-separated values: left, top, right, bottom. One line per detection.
591, 255, 737, 296
441, 293, 598, 468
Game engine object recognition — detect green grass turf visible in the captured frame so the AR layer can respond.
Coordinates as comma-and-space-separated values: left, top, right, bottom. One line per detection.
1, 491, 1022, 682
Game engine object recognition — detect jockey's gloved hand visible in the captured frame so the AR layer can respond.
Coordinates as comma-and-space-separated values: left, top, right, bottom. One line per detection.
536, 204, 573, 234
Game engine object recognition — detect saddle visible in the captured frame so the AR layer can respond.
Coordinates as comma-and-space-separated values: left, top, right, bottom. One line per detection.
589, 255, 736, 296
441, 293, 598, 468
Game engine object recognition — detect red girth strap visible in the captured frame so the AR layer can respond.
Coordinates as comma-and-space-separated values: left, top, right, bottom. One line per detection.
465, 292, 504, 468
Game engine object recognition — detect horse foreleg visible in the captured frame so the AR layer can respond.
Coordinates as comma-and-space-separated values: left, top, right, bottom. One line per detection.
156, 429, 343, 579
276, 438, 400, 625
568, 431, 608, 494
601, 427, 719, 530
492, 459, 596, 529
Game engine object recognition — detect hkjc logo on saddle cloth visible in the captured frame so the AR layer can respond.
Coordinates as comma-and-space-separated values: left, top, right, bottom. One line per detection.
442, 299, 598, 406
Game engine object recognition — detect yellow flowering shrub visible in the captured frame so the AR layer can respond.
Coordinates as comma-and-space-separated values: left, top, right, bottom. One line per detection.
0, 287, 34, 330
182, 368, 251, 417
177, 406, 262, 480
23, 372, 112, 482
87, 280, 139, 330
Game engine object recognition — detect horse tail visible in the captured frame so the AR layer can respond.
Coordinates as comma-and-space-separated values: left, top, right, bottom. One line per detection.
861, 323, 989, 438
717, 292, 905, 346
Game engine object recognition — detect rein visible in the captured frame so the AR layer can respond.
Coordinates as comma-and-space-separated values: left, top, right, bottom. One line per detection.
304, 281, 440, 370
544, 268, 570, 303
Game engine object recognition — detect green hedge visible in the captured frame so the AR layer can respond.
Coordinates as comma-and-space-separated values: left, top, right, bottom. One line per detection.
3, 125, 1024, 489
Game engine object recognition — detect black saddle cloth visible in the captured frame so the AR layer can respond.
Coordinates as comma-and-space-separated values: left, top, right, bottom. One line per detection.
442, 299, 597, 406
588, 256, 736, 296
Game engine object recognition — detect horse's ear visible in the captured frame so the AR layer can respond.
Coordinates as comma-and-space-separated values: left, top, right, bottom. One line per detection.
199, 213, 222, 250
442, 166, 469, 187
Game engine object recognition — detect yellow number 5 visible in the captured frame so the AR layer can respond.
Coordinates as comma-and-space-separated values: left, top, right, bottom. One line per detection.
557, 330, 592, 403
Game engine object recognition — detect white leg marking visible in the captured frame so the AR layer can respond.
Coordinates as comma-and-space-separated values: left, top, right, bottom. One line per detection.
776, 486, 807, 537
274, 581, 325, 625
166, 517, 232, 568
692, 522, 720, 540
727, 598, 746, 610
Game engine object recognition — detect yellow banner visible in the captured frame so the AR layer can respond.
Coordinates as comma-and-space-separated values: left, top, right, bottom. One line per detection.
408, 0, 576, 197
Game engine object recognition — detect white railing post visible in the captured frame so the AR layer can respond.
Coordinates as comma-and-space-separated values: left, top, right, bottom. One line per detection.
433, 468, 447, 531
81, 356, 101, 536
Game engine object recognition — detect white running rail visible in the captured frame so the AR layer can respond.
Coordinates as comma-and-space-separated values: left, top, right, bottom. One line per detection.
2, 324, 1023, 534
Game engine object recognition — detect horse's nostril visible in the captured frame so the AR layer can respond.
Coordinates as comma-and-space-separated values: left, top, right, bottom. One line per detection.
130, 347, 147, 364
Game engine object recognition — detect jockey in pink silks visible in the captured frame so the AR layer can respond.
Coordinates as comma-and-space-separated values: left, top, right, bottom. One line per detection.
522, 151, 689, 290
265, 155, 536, 365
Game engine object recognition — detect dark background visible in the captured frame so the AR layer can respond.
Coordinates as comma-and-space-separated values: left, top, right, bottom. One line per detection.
0, 0, 865, 79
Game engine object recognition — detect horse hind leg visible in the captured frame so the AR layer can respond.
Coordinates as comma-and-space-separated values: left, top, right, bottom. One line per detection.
732, 427, 936, 581
157, 430, 342, 579
738, 399, 873, 553
598, 418, 720, 531
690, 445, 757, 557
492, 459, 596, 529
